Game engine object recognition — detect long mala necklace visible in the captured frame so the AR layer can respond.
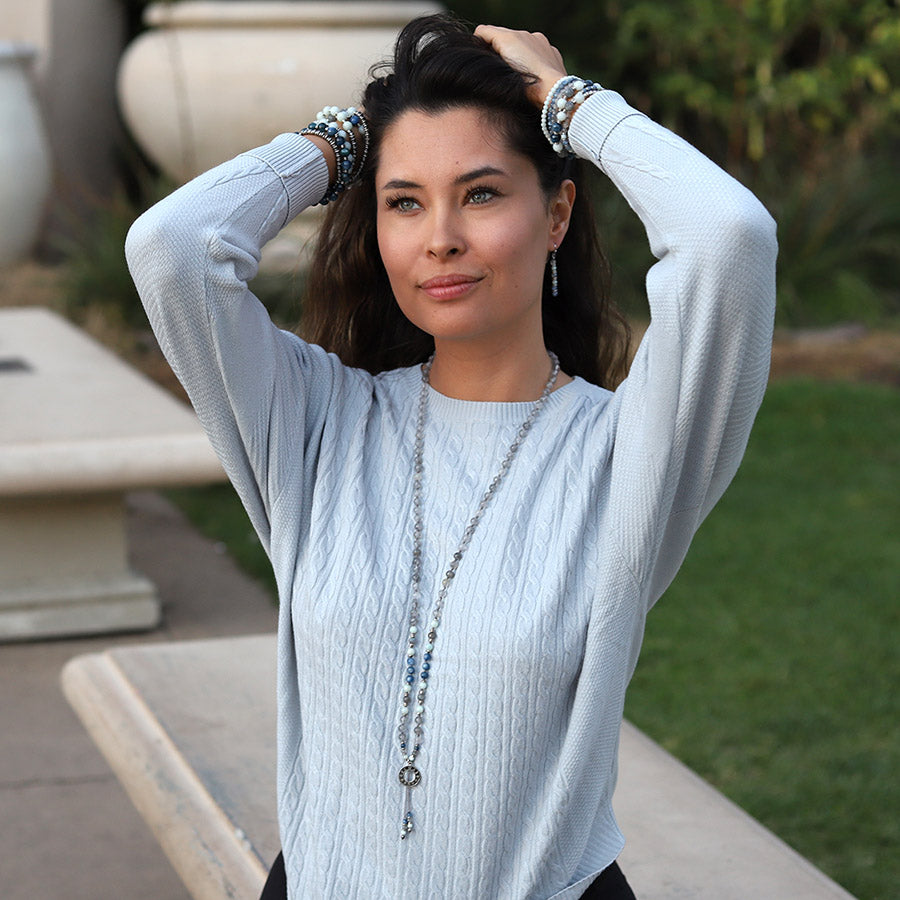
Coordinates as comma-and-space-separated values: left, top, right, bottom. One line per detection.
396, 351, 560, 840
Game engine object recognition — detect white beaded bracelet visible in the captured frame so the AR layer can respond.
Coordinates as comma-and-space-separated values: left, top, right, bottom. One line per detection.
541, 76, 602, 157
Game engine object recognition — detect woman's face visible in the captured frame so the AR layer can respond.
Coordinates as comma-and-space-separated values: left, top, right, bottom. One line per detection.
375, 106, 573, 352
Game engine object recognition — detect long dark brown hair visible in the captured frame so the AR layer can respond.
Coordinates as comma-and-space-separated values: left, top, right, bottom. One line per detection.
301, 14, 630, 388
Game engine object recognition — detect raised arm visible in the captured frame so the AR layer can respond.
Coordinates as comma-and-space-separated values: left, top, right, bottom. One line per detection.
125, 134, 339, 548
572, 92, 776, 604
478, 25, 777, 607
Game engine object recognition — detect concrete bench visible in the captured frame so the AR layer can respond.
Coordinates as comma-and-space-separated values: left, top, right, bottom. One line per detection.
62, 635, 856, 900
0, 307, 225, 641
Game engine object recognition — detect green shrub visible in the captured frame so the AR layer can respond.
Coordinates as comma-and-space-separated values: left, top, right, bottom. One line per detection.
770, 154, 900, 326
55, 187, 161, 329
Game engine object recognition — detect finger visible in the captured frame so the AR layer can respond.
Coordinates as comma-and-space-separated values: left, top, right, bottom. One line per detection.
474, 25, 567, 106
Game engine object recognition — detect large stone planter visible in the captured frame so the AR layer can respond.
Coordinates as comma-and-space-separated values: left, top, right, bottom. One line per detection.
0, 43, 52, 265
117, 1, 443, 184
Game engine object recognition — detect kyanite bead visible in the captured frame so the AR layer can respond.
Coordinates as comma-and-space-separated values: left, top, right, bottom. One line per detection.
406, 674, 414, 684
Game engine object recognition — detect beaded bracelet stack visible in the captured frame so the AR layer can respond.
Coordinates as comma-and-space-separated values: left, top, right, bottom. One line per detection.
541, 76, 602, 157
299, 106, 369, 205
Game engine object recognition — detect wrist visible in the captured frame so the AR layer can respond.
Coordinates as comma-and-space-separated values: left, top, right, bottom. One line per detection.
299, 106, 369, 205
533, 69, 569, 108
302, 133, 337, 183
540, 76, 603, 157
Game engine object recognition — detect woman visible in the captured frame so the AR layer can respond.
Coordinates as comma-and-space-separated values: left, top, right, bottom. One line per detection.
126, 15, 777, 899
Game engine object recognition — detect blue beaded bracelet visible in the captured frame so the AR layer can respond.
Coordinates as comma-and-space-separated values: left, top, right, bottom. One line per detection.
299, 106, 369, 205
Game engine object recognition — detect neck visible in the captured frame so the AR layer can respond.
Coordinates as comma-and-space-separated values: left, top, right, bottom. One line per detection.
426, 340, 571, 401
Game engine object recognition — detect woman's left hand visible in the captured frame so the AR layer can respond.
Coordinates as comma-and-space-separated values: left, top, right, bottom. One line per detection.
474, 25, 568, 109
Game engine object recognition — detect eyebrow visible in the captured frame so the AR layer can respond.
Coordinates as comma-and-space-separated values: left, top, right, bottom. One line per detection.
380, 166, 507, 191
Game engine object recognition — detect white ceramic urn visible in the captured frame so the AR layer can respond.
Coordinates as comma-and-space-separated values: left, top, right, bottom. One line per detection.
0, 43, 52, 265
117, 0, 444, 184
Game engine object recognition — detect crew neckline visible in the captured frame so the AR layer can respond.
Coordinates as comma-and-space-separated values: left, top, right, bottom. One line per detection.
423, 373, 591, 425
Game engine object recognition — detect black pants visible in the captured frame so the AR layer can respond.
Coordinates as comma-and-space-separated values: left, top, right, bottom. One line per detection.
260, 851, 636, 899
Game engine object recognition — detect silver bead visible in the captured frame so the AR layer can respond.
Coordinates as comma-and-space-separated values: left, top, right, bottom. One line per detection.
395, 350, 559, 839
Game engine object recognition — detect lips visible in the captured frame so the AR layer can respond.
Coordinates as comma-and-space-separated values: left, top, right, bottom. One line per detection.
418, 274, 483, 299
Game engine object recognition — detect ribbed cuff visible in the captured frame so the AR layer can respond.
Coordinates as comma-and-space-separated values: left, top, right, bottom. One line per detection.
240, 132, 330, 220
567, 91, 648, 172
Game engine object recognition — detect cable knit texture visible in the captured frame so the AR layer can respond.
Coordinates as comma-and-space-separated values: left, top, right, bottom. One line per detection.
125, 90, 777, 899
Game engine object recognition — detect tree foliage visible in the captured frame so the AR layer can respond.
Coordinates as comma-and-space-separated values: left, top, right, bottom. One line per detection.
604, 0, 899, 179
451, 0, 899, 176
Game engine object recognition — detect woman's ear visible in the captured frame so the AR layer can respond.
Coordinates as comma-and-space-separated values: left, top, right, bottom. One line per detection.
548, 179, 576, 249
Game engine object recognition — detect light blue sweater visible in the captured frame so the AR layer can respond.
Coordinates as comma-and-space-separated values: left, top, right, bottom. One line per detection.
126, 90, 777, 899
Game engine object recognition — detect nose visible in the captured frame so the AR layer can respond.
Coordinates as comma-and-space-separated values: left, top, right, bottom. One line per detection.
426, 208, 465, 259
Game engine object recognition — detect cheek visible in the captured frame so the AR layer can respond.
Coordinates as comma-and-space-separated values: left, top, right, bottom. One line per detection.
483, 219, 548, 280
376, 220, 408, 283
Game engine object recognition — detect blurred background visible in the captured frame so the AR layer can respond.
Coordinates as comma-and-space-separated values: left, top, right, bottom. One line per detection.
1, 1, 897, 898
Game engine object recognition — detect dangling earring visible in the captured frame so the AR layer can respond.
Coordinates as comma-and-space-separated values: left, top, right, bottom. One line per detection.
550, 247, 559, 298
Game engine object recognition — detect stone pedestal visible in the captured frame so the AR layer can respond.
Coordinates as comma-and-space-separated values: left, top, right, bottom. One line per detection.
0, 308, 226, 641
0, 493, 158, 640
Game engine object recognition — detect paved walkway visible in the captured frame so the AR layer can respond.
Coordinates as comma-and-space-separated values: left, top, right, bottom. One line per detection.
0, 491, 278, 900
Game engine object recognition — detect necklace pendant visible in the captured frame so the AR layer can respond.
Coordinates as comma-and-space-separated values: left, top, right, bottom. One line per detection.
400, 781, 416, 840
398, 763, 421, 787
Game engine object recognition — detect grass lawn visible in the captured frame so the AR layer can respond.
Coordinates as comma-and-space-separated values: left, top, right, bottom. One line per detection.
168, 377, 898, 899
625, 378, 899, 899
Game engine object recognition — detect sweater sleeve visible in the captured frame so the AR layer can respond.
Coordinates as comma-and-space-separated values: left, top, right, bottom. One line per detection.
568, 92, 777, 607
125, 133, 338, 551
